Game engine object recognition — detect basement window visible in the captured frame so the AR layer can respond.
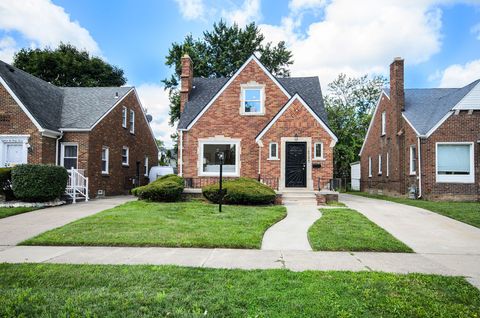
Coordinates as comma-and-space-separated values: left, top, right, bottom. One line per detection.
436, 143, 474, 183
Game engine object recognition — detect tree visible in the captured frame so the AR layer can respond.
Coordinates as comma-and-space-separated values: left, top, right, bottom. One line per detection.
13, 43, 126, 87
163, 20, 293, 126
324, 74, 387, 181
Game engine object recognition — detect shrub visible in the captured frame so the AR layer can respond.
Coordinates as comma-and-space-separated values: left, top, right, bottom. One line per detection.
0, 168, 14, 200
132, 174, 184, 202
12, 164, 69, 202
202, 177, 276, 205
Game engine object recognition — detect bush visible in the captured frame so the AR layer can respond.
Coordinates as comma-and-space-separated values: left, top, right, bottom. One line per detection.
0, 168, 14, 200
12, 164, 69, 202
202, 177, 276, 205
132, 174, 184, 202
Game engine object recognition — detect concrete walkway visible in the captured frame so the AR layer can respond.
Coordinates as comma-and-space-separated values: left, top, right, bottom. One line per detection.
340, 194, 480, 254
0, 196, 134, 245
261, 203, 320, 250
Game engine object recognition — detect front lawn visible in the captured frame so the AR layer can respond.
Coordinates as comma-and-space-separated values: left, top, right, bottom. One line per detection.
348, 192, 480, 228
0, 207, 36, 219
308, 208, 413, 252
1, 264, 479, 317
22, 201, 286, 249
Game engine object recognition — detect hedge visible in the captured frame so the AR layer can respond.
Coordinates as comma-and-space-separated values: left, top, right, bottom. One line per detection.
0, 168, 14, 200
202, 177, 276, 205
132, 174, 184, 202
12, 164, 69, 202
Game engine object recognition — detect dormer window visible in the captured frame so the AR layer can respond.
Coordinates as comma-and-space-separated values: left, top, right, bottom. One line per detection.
241, 84, 264, 115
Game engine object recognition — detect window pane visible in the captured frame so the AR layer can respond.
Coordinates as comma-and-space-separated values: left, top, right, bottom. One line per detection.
315, 143, 322, 158
438, 144, 470, 174
64, 145, 77, 157
101, 149, 107, 160
244, 101, 261, 113
203, 144, 236, 173
245, 89, 260, 101
64, 158, 77, 169
101, 160, 107, 172
270, 143, 277, 157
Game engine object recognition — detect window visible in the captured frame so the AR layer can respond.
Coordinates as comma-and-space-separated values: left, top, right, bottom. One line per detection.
381, 111, 386, 136
122, 146, 129, 166
129, 110, 135, 134
409, 145, 416, 175
101, 147, 109, 174
144, 156, 149, 176
368, 156, 372, 177
314, 142, 324, 159
241, 86, 264, 115
378, 154, 382, 175
61, 143, 78, 169
386, 152, 390, 177
200, 141, 240, 176
269, 142, 278, 159
122, 107, 127, 128
436, 143, 474, 183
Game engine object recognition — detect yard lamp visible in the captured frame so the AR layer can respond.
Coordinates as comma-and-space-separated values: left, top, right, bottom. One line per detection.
217, 150, 225, 212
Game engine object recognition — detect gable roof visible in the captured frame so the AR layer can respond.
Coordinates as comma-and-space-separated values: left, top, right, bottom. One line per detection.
0, 60, 134, 132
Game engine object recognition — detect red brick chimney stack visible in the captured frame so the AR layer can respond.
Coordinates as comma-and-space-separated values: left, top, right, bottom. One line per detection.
390, 57, 405, 112
180, 54, 193, 114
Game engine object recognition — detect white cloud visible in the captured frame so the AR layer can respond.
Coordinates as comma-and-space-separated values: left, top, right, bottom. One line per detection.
0, 36, 17, 63
174, 0, 205, 20
437, 59, 480, 87
222, 0, 261, 26
289, 0, 328, 11
471, 23, 480, 40
136, 84, 176, 147
0, 0, 99, 59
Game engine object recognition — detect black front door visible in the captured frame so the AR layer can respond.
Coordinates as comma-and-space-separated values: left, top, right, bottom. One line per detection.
285, 142, 307, 187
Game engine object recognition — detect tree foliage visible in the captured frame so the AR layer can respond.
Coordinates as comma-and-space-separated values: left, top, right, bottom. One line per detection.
164, 20, 293, 125
13, 43, 126, 87
325, 74, 387, 180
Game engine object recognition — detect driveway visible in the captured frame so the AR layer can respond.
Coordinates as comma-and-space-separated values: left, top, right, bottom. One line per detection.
0, 196, 134, 246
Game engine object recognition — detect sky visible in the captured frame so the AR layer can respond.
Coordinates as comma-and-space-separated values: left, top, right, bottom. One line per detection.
0, 0, 479, 147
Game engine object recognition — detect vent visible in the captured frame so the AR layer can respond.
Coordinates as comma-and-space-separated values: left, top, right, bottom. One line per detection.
97, 189, 105, 197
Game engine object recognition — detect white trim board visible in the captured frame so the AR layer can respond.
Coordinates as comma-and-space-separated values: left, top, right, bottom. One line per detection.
255, 93, 338, 145
181, 54, 291, 131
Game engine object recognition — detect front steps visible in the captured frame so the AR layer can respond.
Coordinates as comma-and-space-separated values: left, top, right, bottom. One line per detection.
281, 190, 317, 205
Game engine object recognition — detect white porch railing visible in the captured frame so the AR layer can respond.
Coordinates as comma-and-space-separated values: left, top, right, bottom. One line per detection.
65, 168, 89, 203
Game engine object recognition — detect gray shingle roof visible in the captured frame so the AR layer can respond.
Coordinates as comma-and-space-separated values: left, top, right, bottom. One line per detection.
384, 79, 479, 135
177, 76, 328, 130
0, 60, 132, 131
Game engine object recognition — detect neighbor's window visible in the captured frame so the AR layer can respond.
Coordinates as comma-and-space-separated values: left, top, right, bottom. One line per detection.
200, 142, 239, 176
314, 142, 323, 159
122, 146, 129, 166
368, 156, 372, 177
101, 147, 109, 174
129, 110, 135, 134
378, 154, 382, 175
269, 142, 278, 159
61, 143, 78, 170
241, 86, 264, 114
436, 143, 474, 183
381, 111, 386, 136
122, 107, 127, 128
409, 145, 416, 175
144, 156, 149, 176
386, 152, 390, 177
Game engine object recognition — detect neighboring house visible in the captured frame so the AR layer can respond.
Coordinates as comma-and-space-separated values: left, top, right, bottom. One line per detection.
177, 54, 337, 191
360, 57, 479, 201
0, 60, 158, 198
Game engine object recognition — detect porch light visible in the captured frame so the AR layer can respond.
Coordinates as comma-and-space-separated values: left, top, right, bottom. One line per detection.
294, 133, 299, 141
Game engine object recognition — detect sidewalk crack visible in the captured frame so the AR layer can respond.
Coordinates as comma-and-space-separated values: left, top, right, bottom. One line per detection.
350, 252, 372, 271
276, 251, 286, 269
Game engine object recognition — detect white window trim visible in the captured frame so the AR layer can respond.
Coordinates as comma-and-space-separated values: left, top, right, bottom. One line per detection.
386, 152, 390, 177
313, 142, 324, 160
129, 109, 135, 134
409, 145, 416, 175
240, 84, 265, 116
60, 142, 78, 170
381, 111, 386, 136
268, 142, 279, 160
122, 107, 127, 128
144, 156, 149, 176
435, 142, 474, 184
378, 154, 382, 175
101, 146, 109, 174
0, 135, 29, 167
122, 146, 129, 166
198, 139, 241, 177
368, 156, 372, 178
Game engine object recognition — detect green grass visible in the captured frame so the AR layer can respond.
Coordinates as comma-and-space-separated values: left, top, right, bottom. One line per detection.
347, 192, 480, 228
1, 264, 479, 317
326, 201, 346, 207
22, 201, 286, 249
308, 208, 413, 252
0, 207, 36, 219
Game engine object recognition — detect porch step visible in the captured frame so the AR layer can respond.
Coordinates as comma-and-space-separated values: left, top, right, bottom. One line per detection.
281, 191, 317, 205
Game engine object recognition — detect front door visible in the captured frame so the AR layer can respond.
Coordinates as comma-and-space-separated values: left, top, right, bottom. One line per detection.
285, 142, 307, 187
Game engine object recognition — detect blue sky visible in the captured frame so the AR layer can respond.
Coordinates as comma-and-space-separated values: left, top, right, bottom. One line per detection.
0, 0, 479, 145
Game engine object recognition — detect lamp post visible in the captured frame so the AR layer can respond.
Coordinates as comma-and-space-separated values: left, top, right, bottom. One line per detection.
217, 150, 224, 212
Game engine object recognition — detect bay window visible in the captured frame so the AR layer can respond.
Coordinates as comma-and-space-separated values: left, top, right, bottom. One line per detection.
436, 143, 474, 183
199, 140, 240, 176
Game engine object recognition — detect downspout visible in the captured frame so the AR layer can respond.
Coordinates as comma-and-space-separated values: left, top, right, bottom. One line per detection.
55, 132, 64, 166
417, 136, 422, 198
178, 130, 183, 176
256, 140, 263, 179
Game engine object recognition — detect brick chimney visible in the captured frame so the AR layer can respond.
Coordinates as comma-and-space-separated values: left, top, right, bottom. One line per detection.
180, 54, 193, 114
390, 57, 405, 112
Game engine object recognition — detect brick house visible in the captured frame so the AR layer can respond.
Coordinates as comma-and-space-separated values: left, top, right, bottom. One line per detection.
177, 54, 337, 191
0, 60, 158, 198
360, 57, 479, 201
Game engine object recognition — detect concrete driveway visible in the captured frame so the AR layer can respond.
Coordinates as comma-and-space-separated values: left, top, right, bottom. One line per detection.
340, 193, 480, 255
0, 196, 134, 246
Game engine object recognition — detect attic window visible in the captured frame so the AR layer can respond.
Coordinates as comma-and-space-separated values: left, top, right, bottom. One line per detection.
240, 85, 265, 115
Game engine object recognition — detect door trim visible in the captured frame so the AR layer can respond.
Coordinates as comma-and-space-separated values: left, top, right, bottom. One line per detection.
280, 137, 313, 191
